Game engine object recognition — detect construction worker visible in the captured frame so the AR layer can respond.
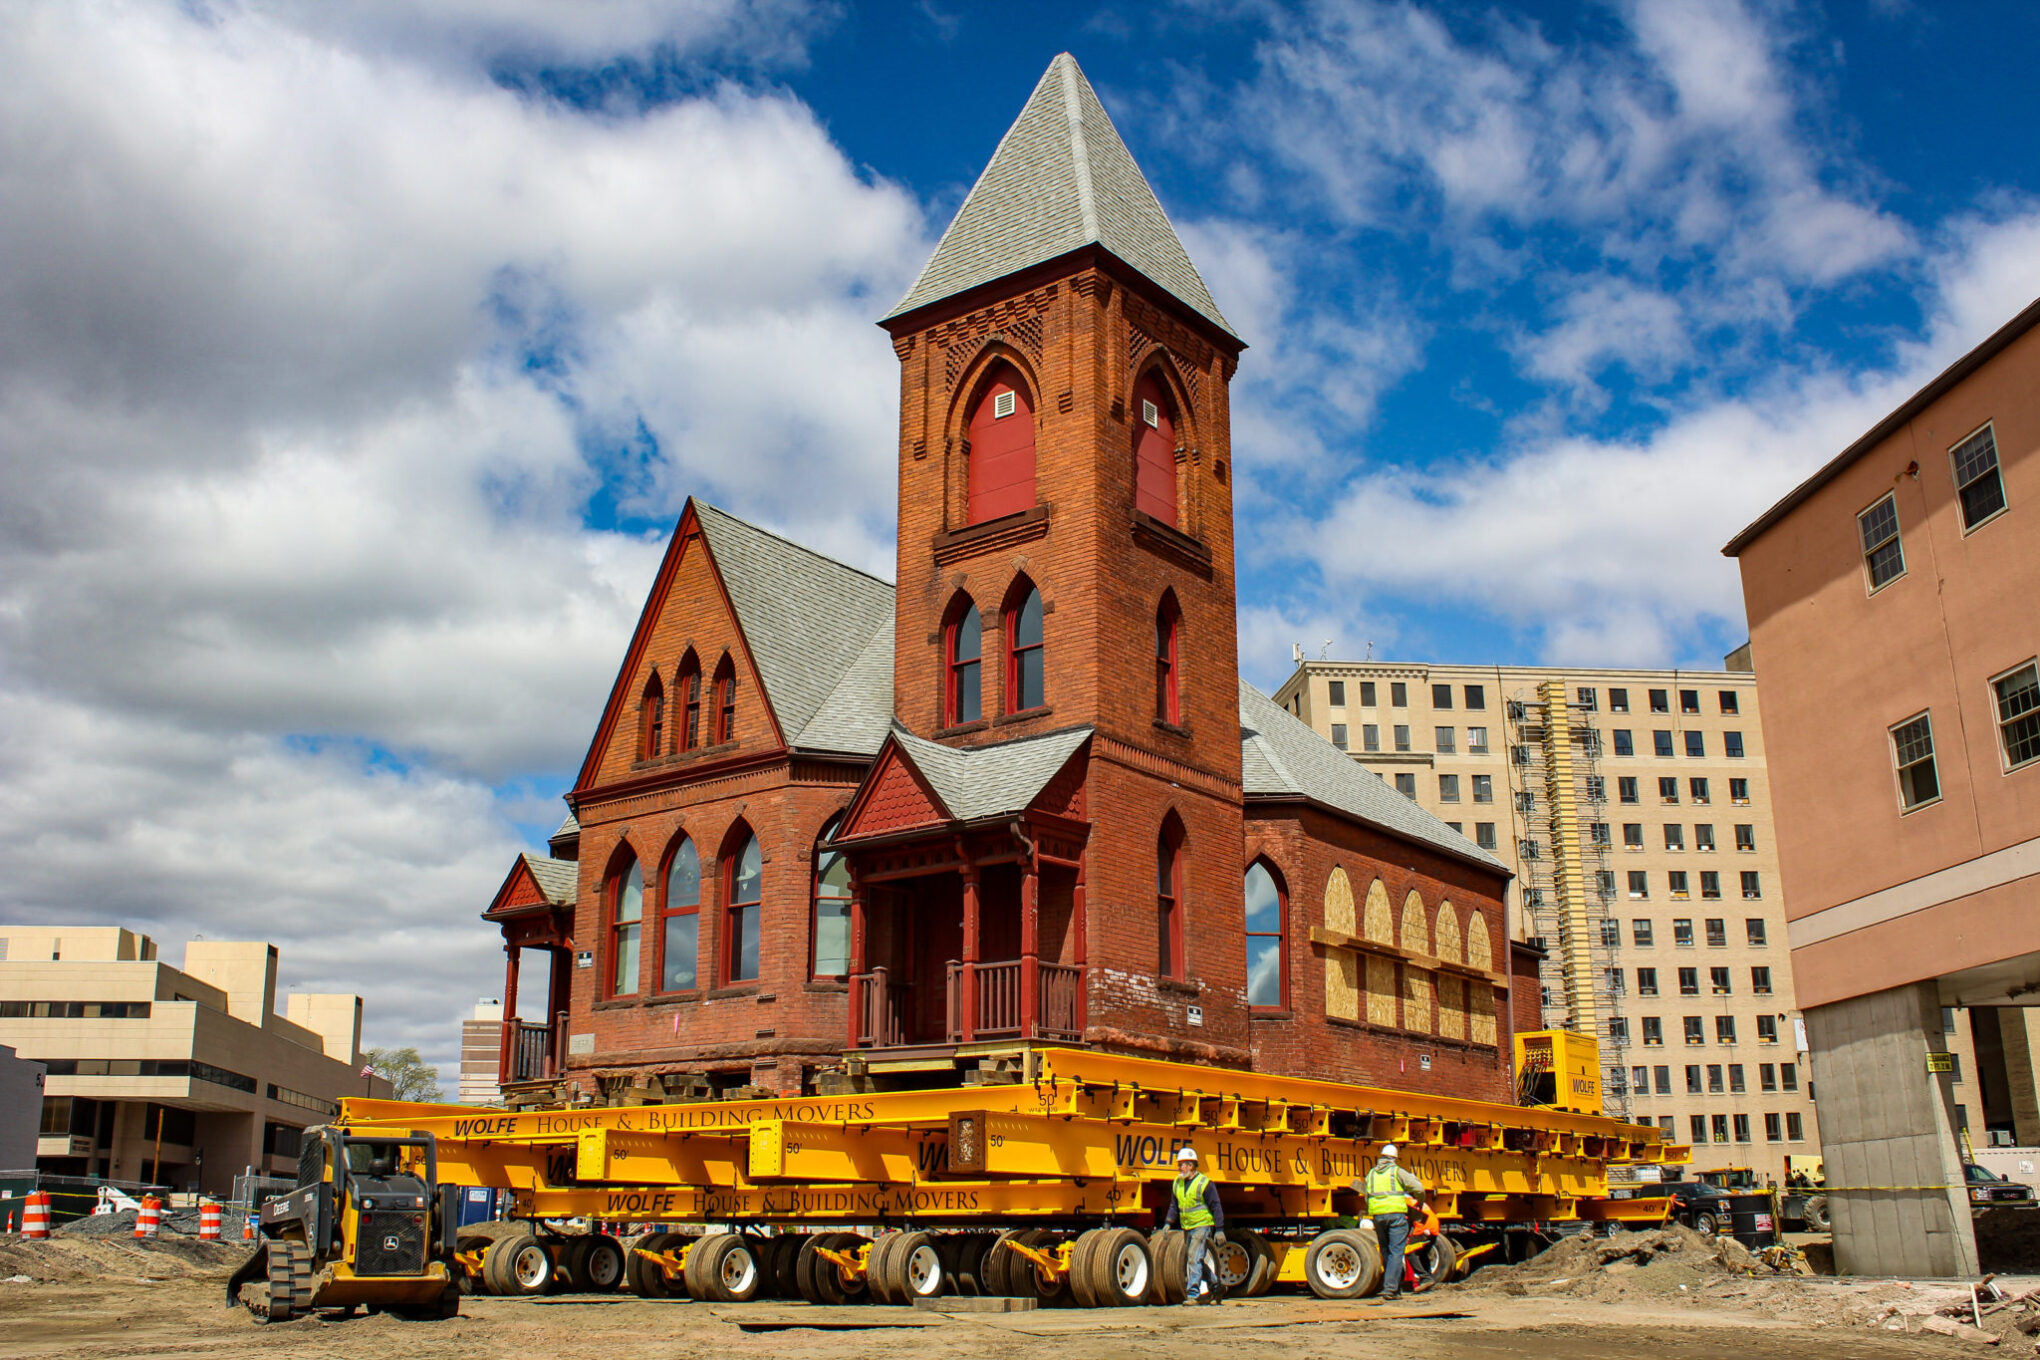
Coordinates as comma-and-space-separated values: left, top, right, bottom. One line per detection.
1163, 1146, 1225, 1304
1356, 1144, 1427, 1302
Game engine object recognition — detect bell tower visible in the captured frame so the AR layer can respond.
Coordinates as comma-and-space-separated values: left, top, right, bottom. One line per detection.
880, 53, 1246, 787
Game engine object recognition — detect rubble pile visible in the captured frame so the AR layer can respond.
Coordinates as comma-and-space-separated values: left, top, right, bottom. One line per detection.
1978, 1210, 2040, 1274
0, 1234, 247, 1284
55, 1208, 210, 1239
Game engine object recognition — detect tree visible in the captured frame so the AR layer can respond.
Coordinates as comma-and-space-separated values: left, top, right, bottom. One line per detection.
361, 1046, 443, 1103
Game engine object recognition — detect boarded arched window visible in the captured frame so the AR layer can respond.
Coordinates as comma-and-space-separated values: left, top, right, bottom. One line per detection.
713, 654, 737, 744
944, 594, 982, 726
1324, 868, 1358, 1022
659, 836, 700, 992
1244, 860, 1285, 1010
966, 363, 1036, 524
1361, 878, 1396, 1027
1433, 901, 1462, 964
1400, 889, 1433, 1033
1154, 591, 1181, 725
677, 649, 702, 750
638, 672, 665, 761
1399, 890, 1431, 956
1132, 370, 1179, 525
1434, 900, 1465, 1039
1005, 578, 1045, 713
1467, 911, 1497, 1046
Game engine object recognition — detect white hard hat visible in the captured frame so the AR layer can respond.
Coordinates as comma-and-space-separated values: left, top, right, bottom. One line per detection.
1176, 1147, 1199, 1163
1380, 1144, 1399, 1159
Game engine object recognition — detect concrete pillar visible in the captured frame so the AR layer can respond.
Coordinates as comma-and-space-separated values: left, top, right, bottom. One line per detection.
1999, 1008, 2040, 1147
1805, 980, 1977, 1277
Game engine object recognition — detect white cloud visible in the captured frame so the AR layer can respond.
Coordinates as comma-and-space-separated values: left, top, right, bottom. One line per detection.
0, 1, 926, 1073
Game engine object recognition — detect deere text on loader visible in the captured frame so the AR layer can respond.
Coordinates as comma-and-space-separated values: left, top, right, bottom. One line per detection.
226, 1127, 461, 1322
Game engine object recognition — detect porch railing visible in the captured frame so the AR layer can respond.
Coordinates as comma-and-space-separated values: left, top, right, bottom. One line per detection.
942, 961, 1085, 1045
499, 1017, 560, 1085
1038, 962, 1084, 1041
854, 966, 911, 1048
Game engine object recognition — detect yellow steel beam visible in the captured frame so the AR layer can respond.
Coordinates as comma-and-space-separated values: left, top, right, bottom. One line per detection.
514, 1178, 1148, 1224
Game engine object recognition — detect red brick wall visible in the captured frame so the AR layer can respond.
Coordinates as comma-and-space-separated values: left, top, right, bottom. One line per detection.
1510, 941, 1546, 1041
1240, 806, 1515, 1102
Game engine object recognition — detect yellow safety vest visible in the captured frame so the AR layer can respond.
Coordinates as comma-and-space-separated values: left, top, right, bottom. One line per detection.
1365, 1164, 1411, 1216
1172, 1172, 1214, 1229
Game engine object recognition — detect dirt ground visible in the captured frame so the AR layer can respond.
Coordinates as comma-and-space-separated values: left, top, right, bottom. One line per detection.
0, 1232, 2021, 1360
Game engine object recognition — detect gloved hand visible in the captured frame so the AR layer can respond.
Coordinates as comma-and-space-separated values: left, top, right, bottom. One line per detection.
1212, 1231, 1226, 1246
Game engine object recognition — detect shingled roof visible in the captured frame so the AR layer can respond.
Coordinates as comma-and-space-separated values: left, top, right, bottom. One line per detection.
889, 724, 1093, 822
1239, 680, 1509, 875
520, 853, 578, 906
693, 501, 896, 756
885, 53, 1236, 340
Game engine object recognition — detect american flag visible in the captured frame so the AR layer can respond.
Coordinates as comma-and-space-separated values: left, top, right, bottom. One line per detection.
360, 1064, 375, 1078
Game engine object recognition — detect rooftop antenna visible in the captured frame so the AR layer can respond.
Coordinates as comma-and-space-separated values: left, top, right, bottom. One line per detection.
1291, 642, 1305, 664
1318, 638, 1333, 660
1364, 641, 1374, 662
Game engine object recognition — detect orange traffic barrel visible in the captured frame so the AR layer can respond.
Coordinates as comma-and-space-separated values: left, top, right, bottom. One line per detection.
242, 1214, 256, 1240
21, 1192, 49, 1240
135, 1195, 161, 1238
199, 1201, 221, 1240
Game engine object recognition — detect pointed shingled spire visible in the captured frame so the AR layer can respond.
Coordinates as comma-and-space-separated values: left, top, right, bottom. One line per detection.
885, 53, 1237, 340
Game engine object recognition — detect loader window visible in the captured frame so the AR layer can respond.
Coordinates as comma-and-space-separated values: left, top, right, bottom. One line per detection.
297, 1138, 325, 1189
344, 1141, 402, 1178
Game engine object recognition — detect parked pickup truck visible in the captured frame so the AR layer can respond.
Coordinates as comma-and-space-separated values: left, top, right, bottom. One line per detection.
1966, 1162, 2037, 1208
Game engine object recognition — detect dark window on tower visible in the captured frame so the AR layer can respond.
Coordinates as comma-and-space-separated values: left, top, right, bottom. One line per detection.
946, 597, 982, 726
1433, 684, 1453, 709
678, 650, 702, 750
1328, 680, 1346, 706
966, 363, 1036, 525
1157, 817, 1185, 978
1006, 581, 1045, 712
1464, 684, 1485, 710
713, 655, 737, 743
1951, 424, 2008, 530
1132, 371, 1180, 525
1154, 594, 1181, 725
639, 673, 665, 760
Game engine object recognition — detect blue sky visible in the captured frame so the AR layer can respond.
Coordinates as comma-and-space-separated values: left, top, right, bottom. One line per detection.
3, 0, 2037, 1073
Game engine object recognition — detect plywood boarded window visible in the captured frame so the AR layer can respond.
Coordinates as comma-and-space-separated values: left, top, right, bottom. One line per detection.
1466, 909, 1498, 1045
1466, 912, 1493, 972
1437, 974, 1466, 1041
1433, 900, 1462, 965
1402, 965, 1434, 1033
1324, 868, 1358, 1022
1367, 956, 1397, 1026
1399, 890, 1431, 957
1362, 878, 1393, 943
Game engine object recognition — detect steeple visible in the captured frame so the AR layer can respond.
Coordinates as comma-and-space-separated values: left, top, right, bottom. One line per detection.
885, 53, 1236, 340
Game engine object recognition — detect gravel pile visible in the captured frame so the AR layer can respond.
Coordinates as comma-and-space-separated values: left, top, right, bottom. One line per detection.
55, 1208, 211, 1239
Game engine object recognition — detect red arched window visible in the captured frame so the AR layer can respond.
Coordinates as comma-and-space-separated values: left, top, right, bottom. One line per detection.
966, 363, 1036, 524
638, 672, 665, 761
1244, 859, 1287, 1010
713, 654, 737, 744
1005, 579, 1044, 714
677, 650, 702, 750
725, 828, 762, 984
608, 851, 644, 998
1132, 371, 1179, 525
1155, 593, 1180, 725
1157, 815, 1185, 978
945, 595, 982, 725
812, 816, 851, 980
658, 835, 700, 992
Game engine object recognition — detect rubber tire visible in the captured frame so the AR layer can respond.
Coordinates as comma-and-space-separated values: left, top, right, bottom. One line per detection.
455, 1234, 491, 1295
485, 1233, 554, 1297
1066, 1229, 1106, 1309
1214, 1231, 1271, 1296
765, 1234, 806, 1299
940, 1233, 991, 1296
625, 1231, 682, 1300
1146, 1228, 1185, 1304
1409, 1233, 1458, 1293
1692, 1210, 1721, 1237
991, 1228, 1066, 1305
798, 1231, 869, 1306
688, 1232, 764, 1303
1304, 1228, 1383, 1300
982, 1229, 1025, 1298
864, 1233, 905, 1306
1805, 1197, 1830, 1232
1237, 1231, 1277, 1297
579, 1235, 626, 1294
557, 1237, 593, 1293
891, 1231, 945, 1303
1086, 1228, 1153, 1307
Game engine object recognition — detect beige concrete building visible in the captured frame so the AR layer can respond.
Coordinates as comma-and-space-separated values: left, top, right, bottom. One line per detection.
458, 1000, 504, 1106
1275, 660, 1817, 1172
1726, 297, 2040, 1274
0, 927, 390, 1196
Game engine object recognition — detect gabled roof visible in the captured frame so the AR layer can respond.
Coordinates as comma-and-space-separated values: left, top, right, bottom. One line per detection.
521, 854, 578, 906
693, 502, 895, 752
884, 53, 1236, 340
887, 724, 1093, 823
795, 610, 896, 755
1238, 680, 1508, 875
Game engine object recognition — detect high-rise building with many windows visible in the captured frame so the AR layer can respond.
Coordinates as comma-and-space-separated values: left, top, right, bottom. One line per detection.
1274, 657, 1819, 1171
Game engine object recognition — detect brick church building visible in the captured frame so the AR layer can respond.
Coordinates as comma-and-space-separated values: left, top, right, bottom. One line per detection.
484, 55, 1523, 1106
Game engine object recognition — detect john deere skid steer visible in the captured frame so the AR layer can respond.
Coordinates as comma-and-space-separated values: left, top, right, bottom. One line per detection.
226, 1128, 461, 1321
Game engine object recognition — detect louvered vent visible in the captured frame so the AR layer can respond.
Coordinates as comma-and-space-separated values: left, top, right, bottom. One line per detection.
993, 390, 1016, 418
1142, 399, 1159, 427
